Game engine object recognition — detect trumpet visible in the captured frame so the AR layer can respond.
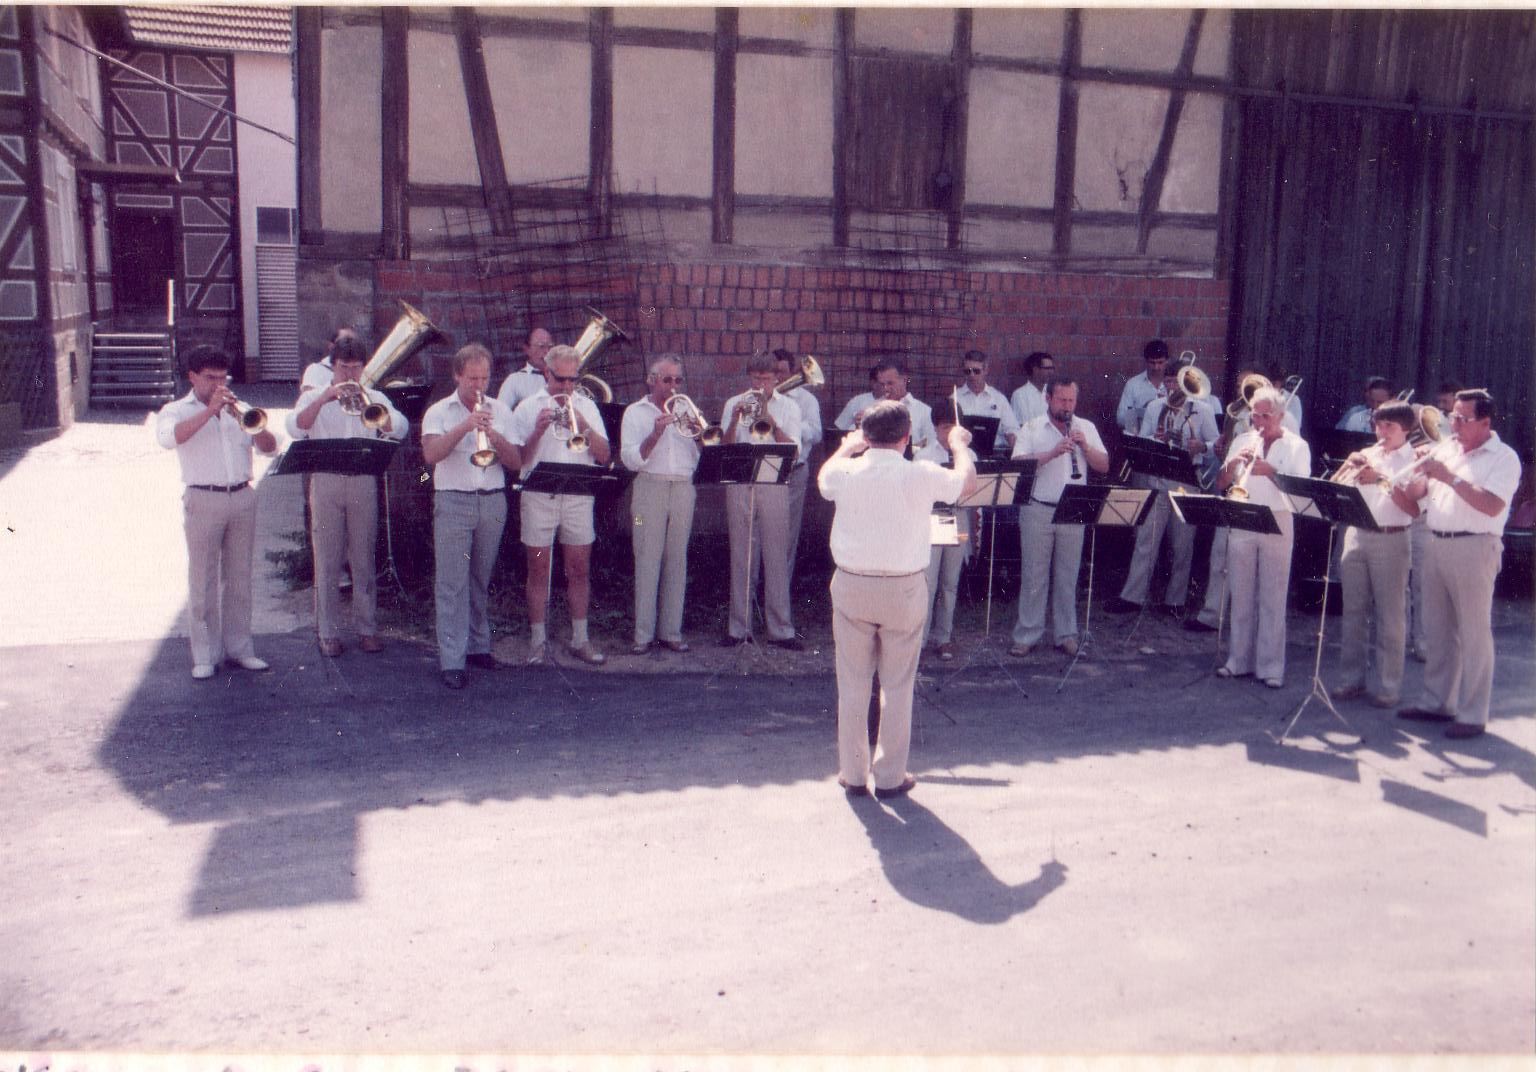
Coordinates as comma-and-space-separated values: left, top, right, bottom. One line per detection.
470, 390, 497, 468
663, 393, 722, 444
335, 381, 391, 430
1328, 442, 1386, 488
223, 390, 268, 435
1226, 436, 1259, 500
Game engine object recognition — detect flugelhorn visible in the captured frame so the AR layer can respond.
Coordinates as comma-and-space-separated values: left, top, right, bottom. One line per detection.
335, 381, 390, 430
470, 390, 497, 468
547, 390, 592, 453
1226, 434, 1258, 500
663, 393, 722, 444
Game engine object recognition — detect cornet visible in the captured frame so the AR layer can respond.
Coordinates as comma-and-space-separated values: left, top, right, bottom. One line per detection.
222, 383, 267, 435
663, 393, 722, 444
335, 381, 390, 430
470, 391, 497, 468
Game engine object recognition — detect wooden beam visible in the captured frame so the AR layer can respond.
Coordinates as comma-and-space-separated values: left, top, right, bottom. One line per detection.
831, 9, 854, 247
947, 9, 972, 249
295, 7, 323, 243
588, 8, 614, 239
379, 7, 410, 259
1136, 10, 1204, 254
712, 8, 738, 244
1052, 10, 1081, 257
453, 7, 515, 235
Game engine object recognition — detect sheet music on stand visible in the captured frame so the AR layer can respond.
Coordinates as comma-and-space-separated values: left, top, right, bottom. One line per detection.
1120, 437, 1201, 486
957, 459, 1036, 509
1051, 483, 1155, 529
270, 437, 399, 477
1270, 473, 1378, 531
694, 442, 796, 487
519, 461, 631, 497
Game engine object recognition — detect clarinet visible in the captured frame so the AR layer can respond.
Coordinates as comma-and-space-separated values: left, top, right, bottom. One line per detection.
1061, 417, 1081, 480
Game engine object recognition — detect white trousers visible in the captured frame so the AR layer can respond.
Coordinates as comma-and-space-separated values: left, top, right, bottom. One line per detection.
630, 473, 695, 645
1224, 511, 1294, 682
1118, 482, 1195, 608
183, 485, 259, 667
726, 483, 794, 641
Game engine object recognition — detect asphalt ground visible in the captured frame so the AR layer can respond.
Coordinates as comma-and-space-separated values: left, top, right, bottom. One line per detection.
2, 392, 1533, 1059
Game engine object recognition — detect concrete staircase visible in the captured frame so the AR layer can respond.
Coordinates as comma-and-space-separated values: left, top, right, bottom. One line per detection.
90, 326, 178, 408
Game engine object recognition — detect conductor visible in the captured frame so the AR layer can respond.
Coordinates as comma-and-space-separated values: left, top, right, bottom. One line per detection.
818, 399, 978, 799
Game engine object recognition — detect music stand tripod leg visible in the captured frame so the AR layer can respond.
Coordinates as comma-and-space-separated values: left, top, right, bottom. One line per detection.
1278, 523, 1357, 743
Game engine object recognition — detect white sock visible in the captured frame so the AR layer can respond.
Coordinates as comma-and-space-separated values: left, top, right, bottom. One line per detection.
531, 622, 547, 648
571, 619, 589, 646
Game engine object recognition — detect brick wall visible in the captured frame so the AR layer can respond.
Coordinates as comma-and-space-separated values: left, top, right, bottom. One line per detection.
372, 258, 1230, 436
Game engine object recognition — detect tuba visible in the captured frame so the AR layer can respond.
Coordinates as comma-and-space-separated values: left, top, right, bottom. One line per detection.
570, 308, 625, 403
340, 301, 445, 428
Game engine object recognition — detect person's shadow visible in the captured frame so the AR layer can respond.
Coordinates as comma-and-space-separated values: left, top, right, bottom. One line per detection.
851, 794, 1068, 924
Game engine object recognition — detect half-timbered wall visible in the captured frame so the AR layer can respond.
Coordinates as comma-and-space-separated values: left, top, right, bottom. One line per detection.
105, 44, 243, 356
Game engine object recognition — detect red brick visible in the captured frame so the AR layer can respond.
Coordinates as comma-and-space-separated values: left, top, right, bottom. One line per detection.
707, 265, 725, 287
690, 286, 706, 307
763, 310, 794, 332
794, 310, 825, 332
698, 309, 727, 331
730, 310, 762, 332
752, 289, 770, 310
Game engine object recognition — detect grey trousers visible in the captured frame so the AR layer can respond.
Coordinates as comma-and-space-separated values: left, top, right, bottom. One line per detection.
1408, 517, 1430, 655
1336, 526, 1410, 699
630, 473, 695, 645
726, 483, 794, 641
1418, 532, 1503, 726
785, 461, 810, 587
832, 568, 927, 791
182, 485, 259, 667
1224, 511, 1294, 681
310, 472, 378, 640
432, 490, 507, 670
1012, 500, 1084, 648
1118, 482, 1195, 607
923, 508, 971, 645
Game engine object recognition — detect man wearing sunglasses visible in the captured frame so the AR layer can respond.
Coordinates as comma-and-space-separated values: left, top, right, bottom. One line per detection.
620, 356, 699, 655
496, 325, 555, 414
954, 350, 1019, 456
1009, 350, 1055, 429
507, 344, 612, 665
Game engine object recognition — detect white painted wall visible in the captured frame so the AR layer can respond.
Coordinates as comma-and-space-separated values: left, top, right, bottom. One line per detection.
613, 45, 713, 198
320, 24, 381, 233
736, 53, 834, 199
234, 51, 297, 363
408, 26, 477, 185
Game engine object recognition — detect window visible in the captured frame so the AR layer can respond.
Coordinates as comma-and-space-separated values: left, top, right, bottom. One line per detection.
255, 206, 296, 245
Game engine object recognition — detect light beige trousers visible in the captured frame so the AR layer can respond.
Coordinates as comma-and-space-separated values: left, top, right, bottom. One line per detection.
630, 473, 695, 645
1336, 526, 1410, 699
1419, 533, 1503, 726
310, 472, 378, 640
183, 485, 258, 666
832, 568, 927, 791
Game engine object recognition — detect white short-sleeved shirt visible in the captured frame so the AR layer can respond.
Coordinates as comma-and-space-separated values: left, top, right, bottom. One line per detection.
956, 383, 1020, 446
1422, 431, 1522, 536
1222, 429, 1311, 513
496, 364, 545, 413
300, 358, 333, 393
820, 448, 968, 575
155, 390, 277, 485
287, 387, 408, 443
722, 390, 803, 460
1336, 405, 1374, 433
620, 396, 700, 477
834, 391, 877, 432
783, 386, 823, 465
1010, 381, 1047, 429
1352, 441, 1417, 528
1117, 371, 1168, 435
509, 387, 607, 478
421, 391, 517, 492
1011, 414, 1106, 505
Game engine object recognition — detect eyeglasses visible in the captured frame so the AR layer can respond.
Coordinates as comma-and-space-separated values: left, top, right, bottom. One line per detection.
1450, 413, 1484, 423
963, 367, 985, 375
656, 375, 685, 385
549, 374, 579, 384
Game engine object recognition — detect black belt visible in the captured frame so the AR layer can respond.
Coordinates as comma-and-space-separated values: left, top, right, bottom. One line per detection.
1030, 497, 1059, 508
188, 482, 248, 493
837, 566, 924, 579
439, 487, 505, 496
1373, 525, 1410, 534
1431, 530, 1482, 539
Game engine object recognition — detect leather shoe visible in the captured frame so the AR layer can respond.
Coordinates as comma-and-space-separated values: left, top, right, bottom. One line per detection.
1332, 684, 1364, 701
1215, 665, 1234, 679
1184, 618, 1216, 633
317, 637, 344, 658
659, 638, 690, 653
233, 656, 269, 672
719, 633, 747, 647
937, 642, 955, 661
191, 663, 215, 680
526, 645, 548, 666
630, 641, 653, 655
358, 635, 383, 654
1056, 638, 1079, 657
1368, 694, 1398, 709
838, 778, 870, 798
1397, 707, 1453, 723
874, 774, 917, 800
441, 670, 466, 690
1444, 722, 1486, 739
466, 652, 503, 671
1263, 677, 1283, 689
1008, 643, 1033, 658
767, 636, 804, 651
1104, 597, 1141, 615
567, 643, 607, 666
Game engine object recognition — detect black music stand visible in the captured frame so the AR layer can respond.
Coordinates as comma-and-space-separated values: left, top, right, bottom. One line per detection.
931, 460, 1038, 708
519, 461, 631, 497
956, 414, 1000, 456
1269, 473, 1373, 744
1121, 437, 1201, 488
379, 382, 432, 426
270, 437, 406, 593
697, 442, 795, 652
1315, 429, 1377, 475
1050, 484, 1155, 689
1168, 491, 1282, 682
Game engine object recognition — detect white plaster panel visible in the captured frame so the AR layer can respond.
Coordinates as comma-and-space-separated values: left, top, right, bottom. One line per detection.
613, 46, 712, 198
1194, 10, 1232, 78
1159, 91, 1222, 214
1074, 83, 1169, 213
408, 28, 479, 185
736, 53, 833, 199
483, 37, 590, 183
854, 9, 955, 56
972, 9, 1064, 63
320, 25, 382, 233
1081, 10, 1193, 72
234, 54, 298, 363
966, 68, 1058, 209
476, 6, 587, 24
738, 8, 834, 48
613, 7, 715, 33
